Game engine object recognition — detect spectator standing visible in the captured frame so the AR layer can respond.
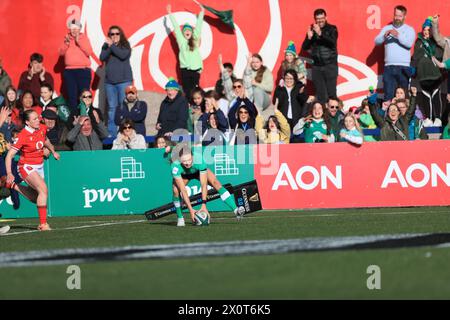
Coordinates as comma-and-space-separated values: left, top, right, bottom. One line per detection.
301, 8, 338, 103
114, 85, 147, 136
100, 25, 134, 137
18, 53, 54, 103
244, 54, 274, 113
374, 5, 416, 101
112, 119, 146, 150
431, 14, 450, 102
156, 78, 189, 137
279, 41, 307, 86
411, 17, 444, 125
167, 1, 205, 96
59, 19, 93, 113
272, 69, 307, 130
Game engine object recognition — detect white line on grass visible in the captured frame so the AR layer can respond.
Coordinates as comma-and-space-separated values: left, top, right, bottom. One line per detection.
2, 219, 147, 237
2, 209, 448, 237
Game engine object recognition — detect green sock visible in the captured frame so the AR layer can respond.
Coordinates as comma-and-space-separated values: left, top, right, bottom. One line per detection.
218, 187, 237, 212
173, 196, 183, 219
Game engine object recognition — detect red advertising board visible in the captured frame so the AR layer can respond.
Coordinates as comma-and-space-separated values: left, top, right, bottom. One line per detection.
254, 140, 450, 209
1, 0, 449, 108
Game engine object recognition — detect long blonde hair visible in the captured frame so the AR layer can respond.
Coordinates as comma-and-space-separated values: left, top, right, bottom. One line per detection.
344, 113, 363, 135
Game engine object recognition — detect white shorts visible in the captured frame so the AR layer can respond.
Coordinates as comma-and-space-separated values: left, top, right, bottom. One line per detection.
18, 163, 45, 180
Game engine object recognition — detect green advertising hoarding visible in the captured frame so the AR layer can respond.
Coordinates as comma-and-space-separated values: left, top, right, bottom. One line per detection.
1, 145, 254, 219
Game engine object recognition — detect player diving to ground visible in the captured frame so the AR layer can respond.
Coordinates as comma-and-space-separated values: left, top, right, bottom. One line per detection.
171, 145, 245, 227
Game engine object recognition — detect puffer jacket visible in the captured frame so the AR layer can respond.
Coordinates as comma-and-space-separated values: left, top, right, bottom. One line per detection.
302, 23, 338, 66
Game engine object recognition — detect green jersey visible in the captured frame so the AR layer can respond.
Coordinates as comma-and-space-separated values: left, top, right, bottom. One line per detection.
171, 153, 207, 179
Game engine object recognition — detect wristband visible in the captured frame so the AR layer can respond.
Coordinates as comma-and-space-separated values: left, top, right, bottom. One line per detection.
201, 199, 207, 204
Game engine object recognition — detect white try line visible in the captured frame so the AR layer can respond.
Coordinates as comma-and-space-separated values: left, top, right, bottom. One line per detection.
2, 209, 448, 237
1, 219, 147, 237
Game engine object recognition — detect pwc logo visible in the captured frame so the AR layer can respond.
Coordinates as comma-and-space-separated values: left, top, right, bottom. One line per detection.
82, 157, 145, 208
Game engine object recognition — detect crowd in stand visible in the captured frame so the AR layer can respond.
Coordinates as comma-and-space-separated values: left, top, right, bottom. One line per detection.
1, 4, 450, 154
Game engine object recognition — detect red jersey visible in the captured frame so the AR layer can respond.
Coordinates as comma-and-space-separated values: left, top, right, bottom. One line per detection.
12, 124, 48, 165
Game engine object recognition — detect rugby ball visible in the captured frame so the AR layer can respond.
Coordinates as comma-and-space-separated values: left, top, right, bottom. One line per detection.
194, 210, 210, 226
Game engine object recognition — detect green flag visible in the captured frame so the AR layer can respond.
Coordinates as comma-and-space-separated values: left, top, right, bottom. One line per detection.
202, 4, 235, 30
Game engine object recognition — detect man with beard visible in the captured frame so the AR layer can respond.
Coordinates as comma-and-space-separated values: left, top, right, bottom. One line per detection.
375, 5, 416, 102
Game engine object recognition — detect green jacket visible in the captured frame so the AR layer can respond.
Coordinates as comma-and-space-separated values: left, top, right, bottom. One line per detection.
369, 98, 416, 141
443, 125, 450, 139
169, 12, 204, 71
411, 33, 443, 82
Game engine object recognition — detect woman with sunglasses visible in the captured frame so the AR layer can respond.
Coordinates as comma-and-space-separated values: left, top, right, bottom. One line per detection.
100, 25, 133, 137
59, 19, 94, 113
112, 119, 146, 150
71, 90, 103, 130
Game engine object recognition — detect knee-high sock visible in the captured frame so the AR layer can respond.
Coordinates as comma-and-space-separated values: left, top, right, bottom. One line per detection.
173, 196, 183, 219
37, 206, 47, 225
218, 187, 237, 211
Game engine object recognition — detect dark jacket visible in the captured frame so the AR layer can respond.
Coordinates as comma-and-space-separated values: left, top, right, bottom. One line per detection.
197, 109, 228, 135
329, 110, 345, 141
157, 92, 189, 135
99, 43, 133, 84
228, 98, 258, 145
302, 23, 338, 66
369, 99, 416, 141
273, 82, 308, 127
115, 99, 148, 136
411, 33, 443, 83
18, 71, 54, 103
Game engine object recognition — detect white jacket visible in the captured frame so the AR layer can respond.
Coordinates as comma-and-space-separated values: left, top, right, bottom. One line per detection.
112, 131, 147, 150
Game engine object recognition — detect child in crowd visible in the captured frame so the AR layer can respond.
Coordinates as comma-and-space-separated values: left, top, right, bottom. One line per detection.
293, 101, 335, 143
340, 113, 363, 145
280, 41, 307, 86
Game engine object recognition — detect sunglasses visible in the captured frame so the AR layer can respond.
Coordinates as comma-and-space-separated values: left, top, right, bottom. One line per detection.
82, 95, 92, 99
123, 125, 133, 130
328, 106, 339, 109
109, 32, 120, 36
239, 110, 249, 114
233, 85, 243, 89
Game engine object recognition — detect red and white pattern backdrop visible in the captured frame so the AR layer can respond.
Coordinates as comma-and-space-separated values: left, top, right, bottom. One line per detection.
1, 0, 449, 108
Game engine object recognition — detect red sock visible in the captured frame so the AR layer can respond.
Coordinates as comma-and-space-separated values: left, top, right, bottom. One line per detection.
37, 206, 47, 225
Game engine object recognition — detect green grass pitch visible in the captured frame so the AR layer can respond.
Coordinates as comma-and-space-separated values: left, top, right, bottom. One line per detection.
1, 207, 450, 299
